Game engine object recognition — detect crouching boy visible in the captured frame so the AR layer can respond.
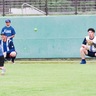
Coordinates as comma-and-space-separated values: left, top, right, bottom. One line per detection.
0, 33, 17, 63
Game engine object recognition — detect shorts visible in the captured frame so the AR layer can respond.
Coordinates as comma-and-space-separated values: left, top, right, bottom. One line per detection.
6, 53, 11, 60
0, 55, 4, 67
87, 50, 96, 57
6, 53, 16, 61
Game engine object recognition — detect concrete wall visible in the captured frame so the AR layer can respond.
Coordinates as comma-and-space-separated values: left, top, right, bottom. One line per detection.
0, 15, 96, 58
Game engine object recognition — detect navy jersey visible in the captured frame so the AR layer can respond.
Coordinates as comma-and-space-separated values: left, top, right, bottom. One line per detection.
82, 37, 96, 45
82, 38, 87, 45
1, 26, 16, 41
82, 36, 96, 52
0, 39, 15, 54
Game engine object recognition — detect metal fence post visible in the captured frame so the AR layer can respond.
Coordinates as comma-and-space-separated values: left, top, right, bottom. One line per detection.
45, 0, 48, 15
75, 0, 78, 14
95, 0, 96, 9
3, 0, 5, 16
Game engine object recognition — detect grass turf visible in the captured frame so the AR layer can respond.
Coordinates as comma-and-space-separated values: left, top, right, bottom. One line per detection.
0, 61, 96, 96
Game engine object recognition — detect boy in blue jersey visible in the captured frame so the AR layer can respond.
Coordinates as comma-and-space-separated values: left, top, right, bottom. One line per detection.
0, 32, 17, 63
0, 45, 5, 75
1, 19, 16, 41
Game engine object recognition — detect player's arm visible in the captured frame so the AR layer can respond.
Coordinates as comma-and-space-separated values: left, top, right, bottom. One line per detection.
7, 41, 15, 53
8, 28, 16, 39
0, 40, 6, 57
1, 28, 4, 34
8, 35, 15, 39
92, 43, 96, 48
81, 38, 90, 50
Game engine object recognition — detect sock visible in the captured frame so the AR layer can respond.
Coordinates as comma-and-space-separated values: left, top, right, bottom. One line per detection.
82, 59, 85, 61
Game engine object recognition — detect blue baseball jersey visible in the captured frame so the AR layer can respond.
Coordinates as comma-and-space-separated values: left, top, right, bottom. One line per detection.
0, 39, 16, 54
1, 26, 16, 40
0, 45, 3, 56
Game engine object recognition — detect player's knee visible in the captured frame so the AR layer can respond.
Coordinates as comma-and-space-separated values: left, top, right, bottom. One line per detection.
80, 47, 84, 52
10, 51, 16, 57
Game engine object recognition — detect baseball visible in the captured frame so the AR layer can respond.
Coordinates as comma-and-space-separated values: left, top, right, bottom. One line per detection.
34, 28, 38, 32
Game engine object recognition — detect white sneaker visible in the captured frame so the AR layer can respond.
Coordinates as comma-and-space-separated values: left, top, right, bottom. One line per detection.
1, 68, 6, 75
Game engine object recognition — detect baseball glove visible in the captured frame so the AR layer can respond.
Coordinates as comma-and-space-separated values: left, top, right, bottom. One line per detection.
86, 39, 93, 45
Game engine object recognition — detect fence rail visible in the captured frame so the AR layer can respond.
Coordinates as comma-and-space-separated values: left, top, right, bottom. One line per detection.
0, 0, 96, 16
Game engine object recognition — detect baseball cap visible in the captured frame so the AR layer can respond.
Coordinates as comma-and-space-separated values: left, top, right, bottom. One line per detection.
5, 19, 11, 23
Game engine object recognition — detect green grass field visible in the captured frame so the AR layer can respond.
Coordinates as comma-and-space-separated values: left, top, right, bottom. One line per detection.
1, 61, 96, 96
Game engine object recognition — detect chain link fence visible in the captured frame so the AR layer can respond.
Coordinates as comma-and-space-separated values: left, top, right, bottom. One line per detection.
0, 0, 96, 16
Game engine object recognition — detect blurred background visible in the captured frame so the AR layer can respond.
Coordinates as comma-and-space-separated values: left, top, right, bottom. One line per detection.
1, 0, 96, 16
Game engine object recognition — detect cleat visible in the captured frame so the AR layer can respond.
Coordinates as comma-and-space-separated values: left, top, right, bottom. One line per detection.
80, 60, 86, 64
